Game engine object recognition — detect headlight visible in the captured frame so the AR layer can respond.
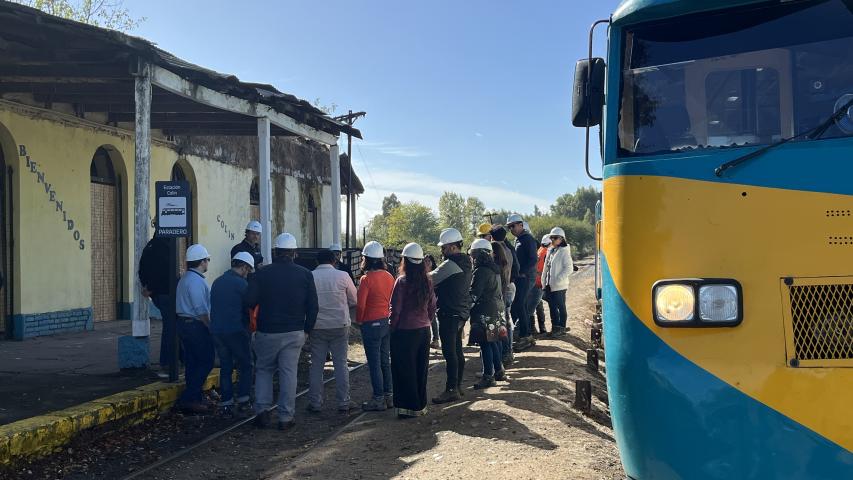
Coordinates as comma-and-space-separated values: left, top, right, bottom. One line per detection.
699, 285, 739, 322
654, 284, 695, 322
652, 279, 743, 327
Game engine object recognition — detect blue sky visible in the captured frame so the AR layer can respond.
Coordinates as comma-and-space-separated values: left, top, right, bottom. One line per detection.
126, 0, 620, 226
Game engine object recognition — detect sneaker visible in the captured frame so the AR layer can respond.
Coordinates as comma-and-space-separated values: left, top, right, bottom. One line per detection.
306, 403, 322, 414
550, 327, 568, 338
502, 352, 515, 368
431, 390, 461, 405
494, 370, 506, 381
254, 411, 271, 428
474, 375, 496, 390
278, 419, 296, 431
384, 394, 393, 409
218, 405, 234, 418
430, 339, 441, 349
362, 398, 387, 412
338, 402, 358, 413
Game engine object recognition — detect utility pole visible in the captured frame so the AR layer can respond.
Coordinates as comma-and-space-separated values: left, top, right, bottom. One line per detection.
333, 110, 366, 249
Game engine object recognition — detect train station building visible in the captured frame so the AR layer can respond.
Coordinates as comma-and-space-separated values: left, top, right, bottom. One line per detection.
0, 2, 363, 340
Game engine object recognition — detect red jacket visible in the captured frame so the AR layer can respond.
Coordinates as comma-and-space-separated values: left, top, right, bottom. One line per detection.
535, 246, 548, 289
356, 269, 395, 323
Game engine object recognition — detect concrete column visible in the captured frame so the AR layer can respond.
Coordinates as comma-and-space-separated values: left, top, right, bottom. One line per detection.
258, 117, 272, 261
132, 61, 152, 337
329, 143, 341, 246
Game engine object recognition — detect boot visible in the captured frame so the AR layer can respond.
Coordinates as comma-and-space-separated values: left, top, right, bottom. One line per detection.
254, 410, 271, 428
474, 375, 496, 390
432, 389, 461, 404
494, 370, 506, 381
362, 397, 387, 412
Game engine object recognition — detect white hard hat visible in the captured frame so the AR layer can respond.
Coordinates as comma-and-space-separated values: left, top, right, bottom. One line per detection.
362, 241, 384, 259
232, 251, 255, 269
274, 232, 298, 249
329, 243, 342, 252
505, 214, 523, 226
549, 227, 566, 238
401, 242, 424, 263
437, 228, 463, 247
246, 220, 262, 233
186, 244, 210, 262
541, 235, 552, 246
469, 238, 493, 253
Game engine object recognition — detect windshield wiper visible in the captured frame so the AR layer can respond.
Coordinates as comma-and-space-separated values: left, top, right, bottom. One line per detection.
714, 96, 853, 177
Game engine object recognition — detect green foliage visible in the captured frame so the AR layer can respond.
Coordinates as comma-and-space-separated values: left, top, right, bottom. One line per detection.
14, 0, 144, 31
550, 186, 600, 220
365, 193, 440, 257
463, 196, 485, 238
438, 192, 466, 233
527, 215, 595, 258
382, 193, 401, 216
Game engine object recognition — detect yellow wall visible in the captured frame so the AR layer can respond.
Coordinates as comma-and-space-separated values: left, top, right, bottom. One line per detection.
0, 101, 279, 318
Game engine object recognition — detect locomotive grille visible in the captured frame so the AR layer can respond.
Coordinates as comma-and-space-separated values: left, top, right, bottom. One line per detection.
785, 279, 853, 366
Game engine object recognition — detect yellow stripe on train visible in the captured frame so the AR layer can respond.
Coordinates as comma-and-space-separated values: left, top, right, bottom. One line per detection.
602, 174, 853, 452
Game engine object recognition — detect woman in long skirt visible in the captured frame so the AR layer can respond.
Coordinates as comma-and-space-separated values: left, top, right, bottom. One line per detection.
389, 243, 437, 418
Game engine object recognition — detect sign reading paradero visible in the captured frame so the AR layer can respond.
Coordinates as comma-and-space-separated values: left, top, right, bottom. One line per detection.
155, 181, 192, 238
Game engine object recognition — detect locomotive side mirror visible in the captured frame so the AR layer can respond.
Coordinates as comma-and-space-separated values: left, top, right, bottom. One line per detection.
572, 57, 606, 127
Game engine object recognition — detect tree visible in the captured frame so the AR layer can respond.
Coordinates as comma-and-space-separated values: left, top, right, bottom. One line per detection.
533, 205, 543, 217
13, 0, 144, 31
551, 186, 600, 220
386, 202, 440, 252
527, 214, 595, 258
463, 196, 486, 238
381, 193, 401, 217
583, 208, 594, 225
437, 192, 466, 233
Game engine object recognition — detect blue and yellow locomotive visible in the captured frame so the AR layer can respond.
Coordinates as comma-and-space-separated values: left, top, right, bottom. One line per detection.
573, 1, 853, 478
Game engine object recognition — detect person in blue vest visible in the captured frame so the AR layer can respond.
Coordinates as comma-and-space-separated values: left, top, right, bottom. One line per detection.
210, 251, 255, 418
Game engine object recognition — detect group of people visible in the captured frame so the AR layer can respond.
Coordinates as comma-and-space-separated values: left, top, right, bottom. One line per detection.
137, 213, 575, 429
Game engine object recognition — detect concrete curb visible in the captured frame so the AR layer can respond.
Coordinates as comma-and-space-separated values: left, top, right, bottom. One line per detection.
0, 370, 220, 464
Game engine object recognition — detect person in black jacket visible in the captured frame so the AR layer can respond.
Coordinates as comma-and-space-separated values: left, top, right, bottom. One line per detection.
467, 239, 506, 389
245, 232, 318, 431
138, 233, 179, 374
231, 221, 264, 268
507, 215, 538, 350
430, 228, 473, 404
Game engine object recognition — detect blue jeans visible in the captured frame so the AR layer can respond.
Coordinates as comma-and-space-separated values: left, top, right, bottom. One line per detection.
361, 319, 392, 400
512, 274, 535, 338
526, 286, 545, 331
212, 331, 252, 405
481, 341, 503, 376
547, 289, 568, 329
177, 319, 215, 405
502, 296, 513, 357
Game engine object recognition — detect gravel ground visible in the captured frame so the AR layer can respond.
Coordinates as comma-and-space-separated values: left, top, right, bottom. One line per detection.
3, 260, 624, 479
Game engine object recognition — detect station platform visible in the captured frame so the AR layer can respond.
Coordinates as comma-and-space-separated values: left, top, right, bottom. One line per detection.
0, 319, 209, 465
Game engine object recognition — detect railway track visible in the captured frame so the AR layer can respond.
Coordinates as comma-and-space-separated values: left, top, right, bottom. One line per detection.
122, 360, 445, 480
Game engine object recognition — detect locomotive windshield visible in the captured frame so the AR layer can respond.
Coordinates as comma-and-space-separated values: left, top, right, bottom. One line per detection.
618, 0, 853, 157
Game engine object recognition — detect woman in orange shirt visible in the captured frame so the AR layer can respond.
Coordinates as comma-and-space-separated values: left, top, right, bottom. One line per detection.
357, 241, 396, 411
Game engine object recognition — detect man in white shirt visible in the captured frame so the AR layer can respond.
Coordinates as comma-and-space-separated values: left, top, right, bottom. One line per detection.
307, 249, 357, 413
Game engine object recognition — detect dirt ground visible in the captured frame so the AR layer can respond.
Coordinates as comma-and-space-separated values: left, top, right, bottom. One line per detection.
4, 259, 624, 480
142, 259, 623, 480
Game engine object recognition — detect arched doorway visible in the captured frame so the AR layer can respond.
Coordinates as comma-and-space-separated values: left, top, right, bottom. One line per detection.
307, 193, 318, 248
90, 147, 120, 322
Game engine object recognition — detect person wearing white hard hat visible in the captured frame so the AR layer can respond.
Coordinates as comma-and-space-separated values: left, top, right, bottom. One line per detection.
328, 243, 354, 283
389, 242, 437, 418
245, 232, 319, 430
467, 239, 507, 389
231, 220, 264, 268
209, 251, 255, 417
542, 227, 574, 337
356, 241, 395, 412
430, 228, 473, 404
505, 214, 538, 350
527, 235, 552, 336
307, 250, 358, 414
175, 244, 214, 414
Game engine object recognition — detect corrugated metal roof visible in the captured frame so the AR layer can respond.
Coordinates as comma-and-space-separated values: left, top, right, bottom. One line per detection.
0, 0, 361, 138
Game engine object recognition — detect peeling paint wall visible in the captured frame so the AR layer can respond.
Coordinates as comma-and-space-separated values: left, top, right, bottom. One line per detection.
0, 101, 339, 338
